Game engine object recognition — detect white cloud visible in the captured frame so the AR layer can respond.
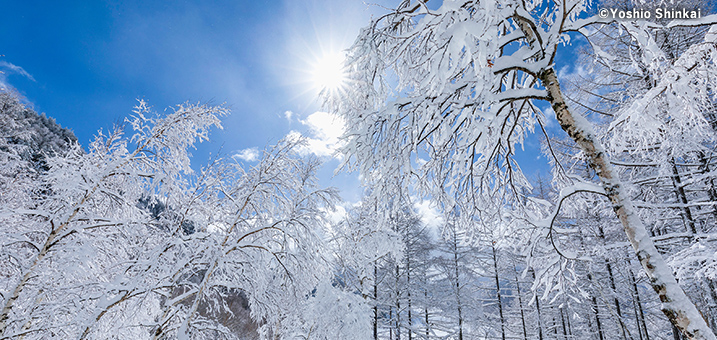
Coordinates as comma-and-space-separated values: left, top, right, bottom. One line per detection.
236, 112, 345, 162
557, 64, 588, 82
289, 111, 346, 158
233, 147, 260, 162
285, 129, 300, 139
0, 61, 35, 92
324, 204, 348, 225
0, 79, 10, 92
0, 61, 35, 81
414, 199, 444, 240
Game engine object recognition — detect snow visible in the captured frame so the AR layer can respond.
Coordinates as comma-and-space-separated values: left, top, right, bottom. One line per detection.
4, 1, 717, 339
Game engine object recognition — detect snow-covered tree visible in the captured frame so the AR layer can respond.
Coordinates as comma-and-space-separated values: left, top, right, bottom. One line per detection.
0, 99, 227, 338
431, 217, 481, 340
557, 1, 717, 335
150, 138, 339, 340
330, 0, 717, 338
0, 97, 340, 340
0, 91, 76, 211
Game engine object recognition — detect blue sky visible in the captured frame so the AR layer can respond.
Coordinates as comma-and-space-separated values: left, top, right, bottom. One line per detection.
1, 0, 563, 208
0, 0, 405, 202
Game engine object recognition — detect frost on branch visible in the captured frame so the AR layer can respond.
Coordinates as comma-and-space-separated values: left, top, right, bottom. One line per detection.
0, 98, 340, 339
329, 0, 717, 338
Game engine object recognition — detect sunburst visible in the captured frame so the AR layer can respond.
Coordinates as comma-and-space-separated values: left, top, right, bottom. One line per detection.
311, 52, 347, 95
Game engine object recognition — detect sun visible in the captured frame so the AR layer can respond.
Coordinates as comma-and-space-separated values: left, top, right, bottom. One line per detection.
311, 52, 347, 93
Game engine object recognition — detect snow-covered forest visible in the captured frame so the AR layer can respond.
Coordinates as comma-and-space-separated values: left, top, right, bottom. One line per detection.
3, 0, 717, 339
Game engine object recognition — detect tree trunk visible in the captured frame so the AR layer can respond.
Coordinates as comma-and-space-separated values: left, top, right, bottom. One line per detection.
676, 324, 686, 340
697, 152, 717, 221
597, 224, 629, 339
707, 280, 717, 332
450, 228, 464, 340
553, 315, 559, 337
633, 287, 645, 340
631, 269, 651, 340
389, 307, 393, 340
455, 251, 463, 340
396, 264, 401, 340
560, 308, 568, 340
407, 256, 412, 340
424, 289, 430, 339
491, 242, 505, 340
606, 259, 628, 339
589, 271, 606, 340
514, 265, 528, 340
594, 296, 605, 340
566, 307, 573, 338
670, 158, 697, 235
532, 269, 545, 340
539, 67, 716, 340
375, 264, 379, 340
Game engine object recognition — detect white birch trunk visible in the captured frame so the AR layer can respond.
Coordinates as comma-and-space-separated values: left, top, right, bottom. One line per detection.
540, 68, 716, 340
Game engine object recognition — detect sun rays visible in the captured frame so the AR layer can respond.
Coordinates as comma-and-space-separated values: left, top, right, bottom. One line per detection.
311, 51, 348, 96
